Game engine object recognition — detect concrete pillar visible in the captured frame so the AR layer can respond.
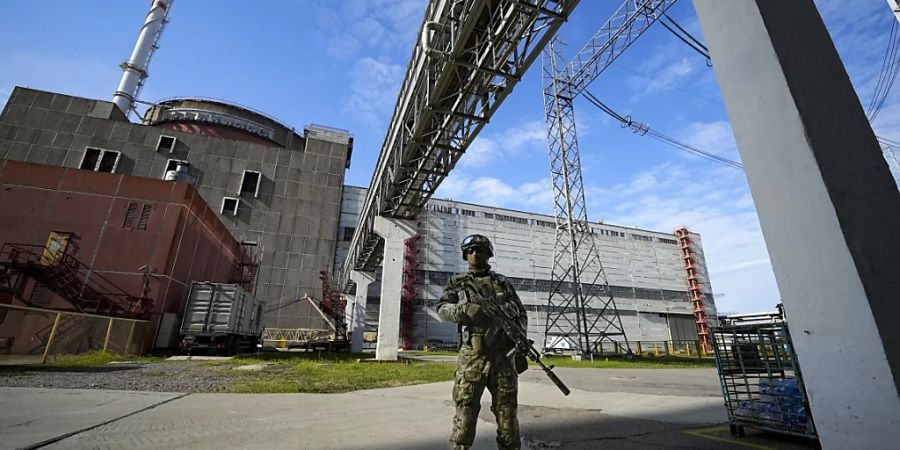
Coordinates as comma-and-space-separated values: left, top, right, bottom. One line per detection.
694, 1, 900, 447
372, 216, 417, 360
348, 270, 375, 354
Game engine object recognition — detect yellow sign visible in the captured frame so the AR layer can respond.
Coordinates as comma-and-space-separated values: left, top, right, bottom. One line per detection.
40, 232, 70, 266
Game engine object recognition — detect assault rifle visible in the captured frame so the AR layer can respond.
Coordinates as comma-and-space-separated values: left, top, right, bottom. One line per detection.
465, 277, 571, 396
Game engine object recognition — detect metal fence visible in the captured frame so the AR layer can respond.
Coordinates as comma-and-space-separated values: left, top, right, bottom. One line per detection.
0, 304, 149, 363
418, 339, 711, 358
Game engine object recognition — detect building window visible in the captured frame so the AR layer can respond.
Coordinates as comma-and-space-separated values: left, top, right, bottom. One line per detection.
79, 147, 120, 173
156, 135, 177, 153
342, 226, 355, 241
631, 234, 653, 242
240, 170, 261, 197
658, 238, 679, 245
460, 209, 476, 217
163, 159, 188, 179
137, 205, 152, 230
427, 204, 453, 214
123, 202, 138, 229
482, 212, 494, 219
496, 214, 529, 225
222, 197, 239, 216
123, 202, 151, 230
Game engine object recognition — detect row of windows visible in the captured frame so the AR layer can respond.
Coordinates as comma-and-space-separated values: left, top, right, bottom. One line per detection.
422, 203, 679, 245
414, 298, 643, 315
597, 229, 623, 237
418, 270, 690, 301
496, 214, 529, 225
80, 147, 261, 195
75, 145, 264, 218
79, 135, 179, 174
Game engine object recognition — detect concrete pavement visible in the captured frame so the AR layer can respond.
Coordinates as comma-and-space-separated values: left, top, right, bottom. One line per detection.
1, 368, 818, 449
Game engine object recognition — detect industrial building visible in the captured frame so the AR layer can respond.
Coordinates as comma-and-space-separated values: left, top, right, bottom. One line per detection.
0, 87, 351, 352
0, 86, 716, 355
0, 159, 253, 353
336, 185, 717, 351
0, 0, 714, 356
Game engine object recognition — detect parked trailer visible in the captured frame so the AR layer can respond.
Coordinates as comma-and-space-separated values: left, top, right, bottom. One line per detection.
180, 282, 262, 355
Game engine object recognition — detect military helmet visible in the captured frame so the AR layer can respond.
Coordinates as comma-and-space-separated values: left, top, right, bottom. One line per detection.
460, 234, 493, 260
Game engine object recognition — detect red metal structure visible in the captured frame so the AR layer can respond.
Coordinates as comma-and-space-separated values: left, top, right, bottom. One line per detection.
0, 243, 148, 319
399, 234, 419, 350
0, 160, 253, 352
675, 227, 712, 351
231, 242, 260, 292
319, 270, 347, 341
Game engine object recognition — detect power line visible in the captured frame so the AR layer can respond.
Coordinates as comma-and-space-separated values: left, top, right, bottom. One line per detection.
868, 20, 900, 120
612, 64, 719, 105
655, 13, 710, 63
583, 90, 744, 170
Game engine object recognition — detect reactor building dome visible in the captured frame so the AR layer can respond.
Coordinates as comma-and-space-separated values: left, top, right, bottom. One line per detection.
142, 97, 298, 148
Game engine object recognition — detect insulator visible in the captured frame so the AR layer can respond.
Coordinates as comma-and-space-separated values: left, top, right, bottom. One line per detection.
621, 116, 650, 136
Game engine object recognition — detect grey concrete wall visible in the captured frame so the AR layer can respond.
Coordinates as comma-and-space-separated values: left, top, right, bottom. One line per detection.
0, 87, 350, 330
338, 186, 716, 348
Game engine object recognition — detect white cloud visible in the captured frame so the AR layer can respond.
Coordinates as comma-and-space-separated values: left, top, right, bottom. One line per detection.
436, 173, 553, 213
677, 120, 742, 162
343, 57, 404, 128
645, 58, 695, 94
460, 120, 545, 169
314, 0, 426, 60
625, 45, 701, 100
588, 161, 778, 313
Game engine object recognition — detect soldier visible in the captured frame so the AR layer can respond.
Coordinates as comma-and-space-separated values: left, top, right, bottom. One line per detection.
437, 234, 529, 450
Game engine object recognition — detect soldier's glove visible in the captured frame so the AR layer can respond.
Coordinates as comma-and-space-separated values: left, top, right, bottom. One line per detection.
459, 303, 489, 325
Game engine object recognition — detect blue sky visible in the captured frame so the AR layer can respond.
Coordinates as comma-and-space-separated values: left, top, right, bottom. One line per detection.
2, 1, 898, 314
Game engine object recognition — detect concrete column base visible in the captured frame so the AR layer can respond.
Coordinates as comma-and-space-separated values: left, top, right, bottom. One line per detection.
372, 216, 417, 360
348, 270, 375, 354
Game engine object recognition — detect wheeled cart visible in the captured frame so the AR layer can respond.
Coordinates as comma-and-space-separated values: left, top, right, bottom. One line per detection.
711, 308, 818, 445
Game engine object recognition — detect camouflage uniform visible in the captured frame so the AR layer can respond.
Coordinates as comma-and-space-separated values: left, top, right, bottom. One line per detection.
437, 267, 528, 450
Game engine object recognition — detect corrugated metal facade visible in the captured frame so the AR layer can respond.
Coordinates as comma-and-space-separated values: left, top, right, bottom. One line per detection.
337, 186, 717, 348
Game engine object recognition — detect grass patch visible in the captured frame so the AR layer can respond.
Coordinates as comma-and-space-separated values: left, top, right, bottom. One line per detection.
202, 351, 371, 367
227, 360, 457, 393
400, 350, 713, 369
45, 351, 164, 368
403, 350, 459, 357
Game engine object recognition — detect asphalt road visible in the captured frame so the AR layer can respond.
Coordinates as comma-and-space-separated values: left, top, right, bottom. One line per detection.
1, 367, 818, 450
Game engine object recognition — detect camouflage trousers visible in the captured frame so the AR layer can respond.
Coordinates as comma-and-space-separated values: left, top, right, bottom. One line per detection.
450, 345, 520, 450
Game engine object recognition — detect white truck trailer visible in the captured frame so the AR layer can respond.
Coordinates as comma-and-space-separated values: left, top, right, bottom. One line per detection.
180, 282, 262, 355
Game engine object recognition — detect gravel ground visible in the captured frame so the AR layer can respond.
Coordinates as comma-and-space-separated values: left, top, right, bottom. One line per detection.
0, 361, 258, 392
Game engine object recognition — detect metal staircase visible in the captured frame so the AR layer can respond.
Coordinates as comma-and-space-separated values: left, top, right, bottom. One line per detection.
0, 243, 148, 319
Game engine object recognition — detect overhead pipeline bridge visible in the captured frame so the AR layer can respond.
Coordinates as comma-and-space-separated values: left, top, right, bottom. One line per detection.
340, 0, 581, 291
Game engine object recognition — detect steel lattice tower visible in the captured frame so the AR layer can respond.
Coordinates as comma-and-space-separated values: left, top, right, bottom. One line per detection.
538, 0, 679, 355
541, 39, 630, 356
